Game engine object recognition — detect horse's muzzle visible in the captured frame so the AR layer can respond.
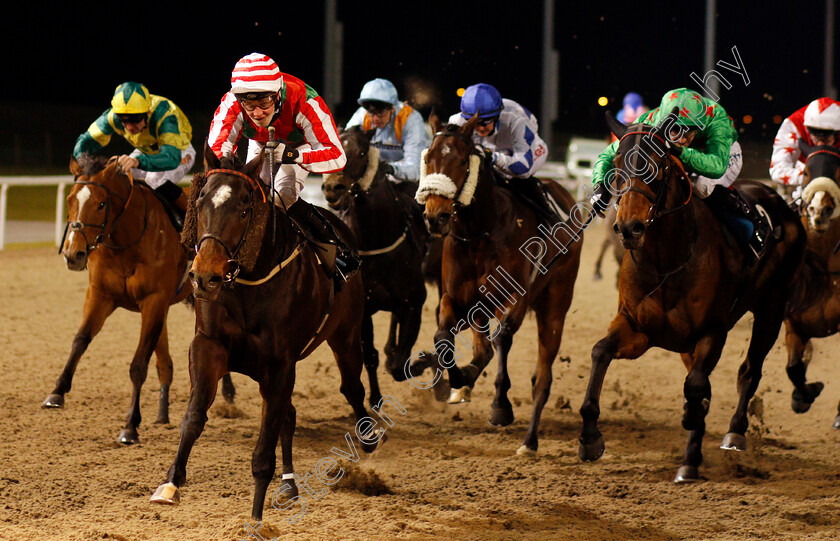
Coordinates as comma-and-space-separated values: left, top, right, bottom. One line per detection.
189, 269, 223, 300
615, 219, 646, 249
61, 244, 88, 271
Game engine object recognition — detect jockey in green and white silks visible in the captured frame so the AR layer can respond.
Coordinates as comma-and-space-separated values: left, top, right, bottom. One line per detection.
592, 87, 741, 200
345, 78, 430, 182
74, 82, 195, 201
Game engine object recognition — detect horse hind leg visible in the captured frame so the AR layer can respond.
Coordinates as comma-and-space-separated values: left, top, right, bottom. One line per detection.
361, 311, 383, 409
388, 298, 424, 382
153, 321, 174, 424
722, 302, 787, 452
785, 329, 823, 414
43, 292, 115, 408
119, 298, 168, 445
488, 327, 514, 427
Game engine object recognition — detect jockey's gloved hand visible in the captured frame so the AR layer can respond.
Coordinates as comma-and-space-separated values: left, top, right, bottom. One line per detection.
281, 147, 299, 164
381, 163, 395, 176
670, 143, 683, 157
590, 182, 612, 218
479, 146, 495, 165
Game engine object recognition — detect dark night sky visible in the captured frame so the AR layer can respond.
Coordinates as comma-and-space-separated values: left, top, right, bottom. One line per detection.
1, 2, 836, 152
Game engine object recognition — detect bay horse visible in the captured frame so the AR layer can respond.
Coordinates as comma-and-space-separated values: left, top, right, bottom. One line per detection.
408, 115, 582, 454
321, 126, 430, 406
579, 115, 807, 482
150, 145, 381, 520
783, 141, 840, 426
45, 154, 193, 444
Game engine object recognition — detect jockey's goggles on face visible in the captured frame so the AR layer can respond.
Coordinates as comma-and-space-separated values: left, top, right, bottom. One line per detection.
117, 113, 147, 125
239, 96, 276, 112
363, 102, 392, 116
477, 117, 497, 127
669, 126, 698, 139
809, 128, 838, 139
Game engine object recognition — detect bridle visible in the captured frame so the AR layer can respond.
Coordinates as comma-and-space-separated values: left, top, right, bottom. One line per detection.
61, 164, 147, 253
194, 168, 267, 283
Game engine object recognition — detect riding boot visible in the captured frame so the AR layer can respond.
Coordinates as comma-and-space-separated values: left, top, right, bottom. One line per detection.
287, 198, 360, 286
155, 180, 187, 232
513, 177, 562, 224
705, 185, 768, 264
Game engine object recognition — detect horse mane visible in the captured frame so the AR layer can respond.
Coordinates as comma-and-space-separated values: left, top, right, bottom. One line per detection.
75, 153, 111, 177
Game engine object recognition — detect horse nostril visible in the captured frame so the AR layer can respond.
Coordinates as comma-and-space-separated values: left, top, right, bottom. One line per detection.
631, 222, 646, 237
75, 251, 85, 261
188, 271, 196, 282
613, 223, 620, 235
438, 213, 450, 225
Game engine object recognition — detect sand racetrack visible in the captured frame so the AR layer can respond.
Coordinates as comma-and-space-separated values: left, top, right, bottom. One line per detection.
1, 221, 839, 540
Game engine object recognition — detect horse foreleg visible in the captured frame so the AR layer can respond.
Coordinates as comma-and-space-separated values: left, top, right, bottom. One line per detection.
151, 332, 227, 507
593, 238, 610, 281
784, 323, 823, 413
675, 330, 726, 482
251, 368, 295, 521
446, 298, 500, 390
579, 315, 648, 462
361, 310, 382, 409
488, 325, 514, 427
388, 299, 424, 382
275, 403, 299, 501
152, 321, 173, 424
43, 290, 115, 408
119, 295, 168, 445
722, 302, 786, 452
221, 373, 236, 404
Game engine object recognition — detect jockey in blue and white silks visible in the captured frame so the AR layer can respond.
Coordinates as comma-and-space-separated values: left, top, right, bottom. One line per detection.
346, 78, 430, 182
447, 85, 548, 180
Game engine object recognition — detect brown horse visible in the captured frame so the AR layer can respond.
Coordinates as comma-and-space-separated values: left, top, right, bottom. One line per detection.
150, 145, 381, 520
44, 155, 192, 444
783, 142, 840, 426
409, 115, 582, 454
579, 116, 807, 482
321, 126, 430, 405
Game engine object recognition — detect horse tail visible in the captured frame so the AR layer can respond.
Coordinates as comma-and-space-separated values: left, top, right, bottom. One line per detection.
786, 249, 831, 315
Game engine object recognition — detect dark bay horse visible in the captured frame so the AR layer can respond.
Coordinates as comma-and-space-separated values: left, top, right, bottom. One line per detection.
783, 141, 840, 426
45, 155, 192, 444
579, 116, 807, 482
150, 146, 381, 520
409, 115, 583, 454
321, 127, 430, 405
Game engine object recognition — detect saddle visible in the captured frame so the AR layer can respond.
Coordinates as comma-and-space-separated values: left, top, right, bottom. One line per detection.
149, 187, 186, 232
704, 186, 778, 265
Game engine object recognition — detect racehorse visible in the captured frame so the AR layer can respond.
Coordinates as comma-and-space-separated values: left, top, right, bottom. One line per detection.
45, 155, 193, 444
783, 141, 840, 426
321, 126, 430, 406
592, 205, 624, 284
408, 114, 582, 454
578, 114, 807, 482
150, 145, 381, 520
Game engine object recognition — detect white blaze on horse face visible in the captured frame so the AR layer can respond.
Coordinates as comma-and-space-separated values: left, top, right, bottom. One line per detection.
212, 185, 232, 208
70, 186, 92, 245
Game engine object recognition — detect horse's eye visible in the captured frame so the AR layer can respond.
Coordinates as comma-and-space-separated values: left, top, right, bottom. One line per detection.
240, 209, 248, 219
461, 159, 467, 166
97, 202, 106, 210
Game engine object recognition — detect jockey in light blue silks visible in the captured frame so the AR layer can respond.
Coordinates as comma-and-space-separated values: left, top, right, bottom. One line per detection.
346, 78, 430, 182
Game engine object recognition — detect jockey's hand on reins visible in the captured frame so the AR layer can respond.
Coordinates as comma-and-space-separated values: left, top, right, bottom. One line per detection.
591, 183, 611, 218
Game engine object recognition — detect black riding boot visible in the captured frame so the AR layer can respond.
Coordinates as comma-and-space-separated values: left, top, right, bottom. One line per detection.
705, 185, 768, 264
287, 198, 360, 282
513, 177, 561, 224
155, 180, 187, 232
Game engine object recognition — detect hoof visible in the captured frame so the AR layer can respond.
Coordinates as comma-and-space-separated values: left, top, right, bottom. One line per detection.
154, 415, 170, 425
673, 465, 700, 483
42, 394, 64, 408
593, 272, 603, 281
833, 415, 840, 430
150, 482, 180, 505
791, 382, 824, 413
360, 427, 387, 453
578, 436, 605, 462
432, 377, 451, 403
720, 432, 747, 451
118, 428, 140, 445
447, 386, 471, 404
488, 403, 514, 427
516, 444, 536, 456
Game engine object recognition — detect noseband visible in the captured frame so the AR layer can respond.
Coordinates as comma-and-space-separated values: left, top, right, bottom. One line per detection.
195, 168, 266, 283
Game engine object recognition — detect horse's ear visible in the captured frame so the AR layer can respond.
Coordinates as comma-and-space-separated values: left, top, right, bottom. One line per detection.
69, 156, 82, 176
799, 138, 814, 157
429, 110, 444, 134
605, 110, 628, 139
204, 140, 220, 170
462, 113, 481, 137
243, 147, 265, 179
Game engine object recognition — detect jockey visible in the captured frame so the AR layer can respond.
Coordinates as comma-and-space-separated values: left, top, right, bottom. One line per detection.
208, 53, 358, 278
446, 83, 554, 221
345, 78, 430, 182
769, 97, 840, 199
591, 88, 767, 263
610, 92, 649, 143
73, 82, 194, 229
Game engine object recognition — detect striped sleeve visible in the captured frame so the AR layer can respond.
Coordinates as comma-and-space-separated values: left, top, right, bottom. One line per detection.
208, 92, 245, 158
294, 95, 346, 173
